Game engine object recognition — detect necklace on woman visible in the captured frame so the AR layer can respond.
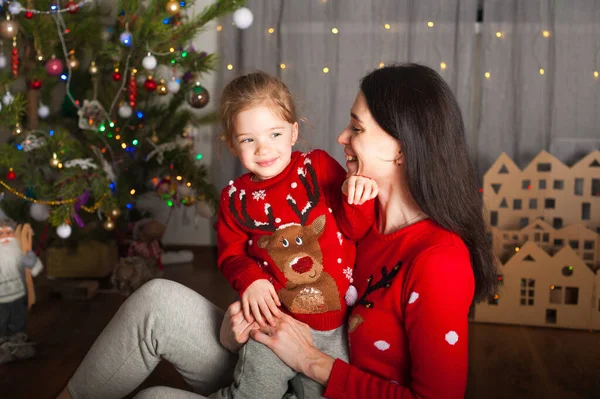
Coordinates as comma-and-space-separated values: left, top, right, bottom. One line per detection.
398, 212, 425, 229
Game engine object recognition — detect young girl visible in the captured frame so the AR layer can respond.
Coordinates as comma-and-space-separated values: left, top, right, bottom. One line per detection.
213, 71, 377, 399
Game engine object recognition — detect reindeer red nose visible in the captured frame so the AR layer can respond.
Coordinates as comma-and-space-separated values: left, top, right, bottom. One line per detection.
291, 256, 313, 274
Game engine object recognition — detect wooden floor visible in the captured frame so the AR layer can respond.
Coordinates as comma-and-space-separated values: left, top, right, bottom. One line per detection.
2, 246, 600, 399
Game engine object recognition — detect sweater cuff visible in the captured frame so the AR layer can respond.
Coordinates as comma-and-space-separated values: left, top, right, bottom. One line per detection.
235, 268, 271, 295
323, 358, 351, 399
22, 251, 37, 268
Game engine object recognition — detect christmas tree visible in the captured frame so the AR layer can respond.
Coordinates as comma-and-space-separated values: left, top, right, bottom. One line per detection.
0, 0, 244, 242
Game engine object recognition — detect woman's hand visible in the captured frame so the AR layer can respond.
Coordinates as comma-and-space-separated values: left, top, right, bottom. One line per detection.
342, 175, 378, 205
242, 279, 282, 327
219, 301, 259, 353
250, 313, 335, 386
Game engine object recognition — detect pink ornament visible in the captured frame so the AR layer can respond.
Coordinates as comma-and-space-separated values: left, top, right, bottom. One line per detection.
45, 57, 64, 76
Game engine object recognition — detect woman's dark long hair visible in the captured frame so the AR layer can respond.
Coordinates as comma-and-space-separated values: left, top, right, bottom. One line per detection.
360, 63, 497, 302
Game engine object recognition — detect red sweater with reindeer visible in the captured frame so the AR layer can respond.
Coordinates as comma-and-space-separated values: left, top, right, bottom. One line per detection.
324, 219, 474, 399
216, 150, 372, 331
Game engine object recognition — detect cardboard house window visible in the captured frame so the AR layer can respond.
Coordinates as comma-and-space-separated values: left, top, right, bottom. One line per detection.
522, 179, 530, 189
554, 238, 564, 247
542, 233, 550, 243
513, 199, 522, 210
546, 309, 557, 324
553, 179, 564, 190
574, 178, 584, 196
581, 203, 591, 220
569, 240, 579, 249
549, 286, 563, 304
552, 218, 563, 229
584, 240, 594, 250
544, 198, 556, 209
592, 179, 600, 195
520, 278, 535, 306
583, 252, 594, 261
561, 266, 573, 277
537, 163, 552, 172
539, 179, 547, 189
490, 211, 498, 227
534, 233, 541, 242
499, 198, 508, 208
499, 164, 509, 174
520, 218, 528, 228
529, 198, 537, 209
491, 183, 501, 194
565, 287, 579, 305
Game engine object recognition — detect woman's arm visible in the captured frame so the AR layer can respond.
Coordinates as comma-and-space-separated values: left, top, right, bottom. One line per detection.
249, 313, 336, 385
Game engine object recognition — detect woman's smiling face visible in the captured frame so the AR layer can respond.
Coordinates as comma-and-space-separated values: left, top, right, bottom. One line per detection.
337, 92, 402, 179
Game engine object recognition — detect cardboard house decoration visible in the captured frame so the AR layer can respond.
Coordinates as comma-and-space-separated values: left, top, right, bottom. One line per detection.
490, 220, 599, 272
483, 150, 600, 234
476, 150, 600, 330
474, 242, 600, 330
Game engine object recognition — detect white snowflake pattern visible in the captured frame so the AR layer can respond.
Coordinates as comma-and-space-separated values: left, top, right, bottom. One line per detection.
343, 267, 353, 281
291, 182, 298, 188
252, 190, 266, 201
336, 232, 343, 245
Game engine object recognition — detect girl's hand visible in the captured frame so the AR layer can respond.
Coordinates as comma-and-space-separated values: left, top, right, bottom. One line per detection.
342, 175, 378, 205
242, 279, 282, 327
220, 301, 259, 353
250, 313, 335, 386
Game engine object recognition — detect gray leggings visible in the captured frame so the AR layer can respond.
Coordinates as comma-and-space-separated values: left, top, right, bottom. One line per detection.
67, 279, 348, 399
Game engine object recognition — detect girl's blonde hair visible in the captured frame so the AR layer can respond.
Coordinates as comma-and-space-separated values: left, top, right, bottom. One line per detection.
219, 71, 298, 142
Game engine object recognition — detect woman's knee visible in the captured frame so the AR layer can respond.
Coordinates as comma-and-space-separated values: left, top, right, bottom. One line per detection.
134, 386, 203, 399
120, 279, 184, 316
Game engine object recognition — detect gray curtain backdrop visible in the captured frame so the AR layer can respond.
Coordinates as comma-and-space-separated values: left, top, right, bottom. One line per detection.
213, 0, 600, 188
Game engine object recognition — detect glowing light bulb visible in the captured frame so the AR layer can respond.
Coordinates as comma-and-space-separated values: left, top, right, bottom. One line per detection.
331, 28, 339, 34
323, 67, 329, 73
485, 72, 491, 79
268, 28, 274, 34
227, 64, 233, 70
539, 68, 545, 75
280, 63, 286, 69
496, 32, 503, 38
542, 30, 550, 38
427, 21, 434, 28
384, 23, 391, 30
440, 62, 447, 70
216, 25, 222, 31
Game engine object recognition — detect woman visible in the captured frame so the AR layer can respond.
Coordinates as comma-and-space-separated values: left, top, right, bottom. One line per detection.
59, 63, 496, 399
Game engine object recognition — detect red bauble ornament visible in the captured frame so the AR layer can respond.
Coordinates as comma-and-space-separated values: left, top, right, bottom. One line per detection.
144, 77, 157, 92
25, 11, 34, 19
29, 79, 42, 90
11, 46, 18, 79
66, 1, 79, 14
45, 57, 64, 76
6, 170, 16, 181
112, 71, 122, 81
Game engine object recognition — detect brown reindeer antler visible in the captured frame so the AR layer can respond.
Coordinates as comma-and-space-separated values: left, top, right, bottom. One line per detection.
286, 158, 321, 225
228, 185, 277, 232
357, 262, 402, 308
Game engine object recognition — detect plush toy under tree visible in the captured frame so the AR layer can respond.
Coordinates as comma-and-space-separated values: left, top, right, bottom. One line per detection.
0, 202, 43, 364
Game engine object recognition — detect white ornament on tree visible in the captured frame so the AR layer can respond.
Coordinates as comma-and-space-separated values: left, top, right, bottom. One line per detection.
30, 203, 50, 222
38, 104, 50, 119
0, 53, 7, 69
233, 7, 254, 29
118, 104, 133, 118
56, 224, 72, 239
2, 90, 14, 106
8, 1, 23, 15
142, 53, 157, 70
167, 78, 180, 94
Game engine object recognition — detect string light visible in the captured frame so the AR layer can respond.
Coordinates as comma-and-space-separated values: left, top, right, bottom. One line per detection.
227, 64, 233, 70
594, 71, 599, 79
496, 32, 503, 38
485, 72, 491, 79
268, 28, 274, 34
216, 25, 223, 31
280, 63, 286, 69
384, 23, 391, 30
176, 176, 183, 181
130, 189, 136, 195
379, 62, 385, 68
542, 30, 551, 38
515, 246, 520, 252
186, 182, 192, 187
0, 180, 106, 211
427, 21, 434, 28
11, 0, 93, 15
331, 28, 339, 34
550, 285, 555, 290
539, 68, 545, 75
440, 62, 447, 70
322, 67, 329, 73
